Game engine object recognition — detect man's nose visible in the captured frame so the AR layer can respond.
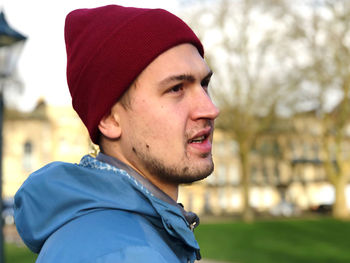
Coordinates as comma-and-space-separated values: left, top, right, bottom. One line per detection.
191, 88, 220, 121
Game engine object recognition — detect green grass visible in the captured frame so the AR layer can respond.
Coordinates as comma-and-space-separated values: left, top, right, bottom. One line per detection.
195, 218, 350, 263
4, 218, 350, 263
5, 243, 37, 263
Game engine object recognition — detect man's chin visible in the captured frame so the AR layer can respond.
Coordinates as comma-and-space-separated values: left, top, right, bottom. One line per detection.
178, 172, 212, 185
139, 152, 214, 185
176, 162, 214, 184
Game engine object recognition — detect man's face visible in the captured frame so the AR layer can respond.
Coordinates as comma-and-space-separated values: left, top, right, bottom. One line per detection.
112, 43, 219, 185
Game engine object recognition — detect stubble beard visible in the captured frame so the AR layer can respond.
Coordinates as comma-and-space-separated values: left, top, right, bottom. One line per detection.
134, 147, 214, 185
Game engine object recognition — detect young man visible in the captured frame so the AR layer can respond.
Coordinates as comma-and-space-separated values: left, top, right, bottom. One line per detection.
14, 5, 219, 263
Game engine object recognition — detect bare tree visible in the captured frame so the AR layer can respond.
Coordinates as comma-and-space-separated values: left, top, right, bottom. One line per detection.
290, 0, 350, 219
184, 0, 302, 221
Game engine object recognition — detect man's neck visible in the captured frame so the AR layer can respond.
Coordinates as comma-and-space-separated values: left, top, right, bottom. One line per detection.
96, 152, 178, 203
95, 152, 200, 232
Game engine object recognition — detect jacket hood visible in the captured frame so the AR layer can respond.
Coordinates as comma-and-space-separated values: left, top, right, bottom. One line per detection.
14, 155, 199, 253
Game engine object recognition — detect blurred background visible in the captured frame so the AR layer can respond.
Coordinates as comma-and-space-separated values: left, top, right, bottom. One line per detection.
0, 0, 350, 263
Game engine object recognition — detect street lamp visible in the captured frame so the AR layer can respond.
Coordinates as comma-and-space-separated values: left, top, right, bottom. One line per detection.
0, 10, 27, 263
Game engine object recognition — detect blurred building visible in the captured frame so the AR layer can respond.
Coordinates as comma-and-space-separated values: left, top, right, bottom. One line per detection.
179, 113, 350, 216
3, 100, 90, 197
3, 102, 350, 216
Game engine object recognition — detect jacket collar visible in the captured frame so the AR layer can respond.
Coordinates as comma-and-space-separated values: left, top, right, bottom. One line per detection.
96, 152, 200, 230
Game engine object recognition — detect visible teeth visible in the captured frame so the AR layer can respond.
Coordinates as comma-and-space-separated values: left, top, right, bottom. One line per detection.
190, 135, 205, 143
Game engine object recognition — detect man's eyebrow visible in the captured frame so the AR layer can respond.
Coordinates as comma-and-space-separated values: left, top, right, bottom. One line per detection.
159, 74, 195, 86
159, 70, 213, 86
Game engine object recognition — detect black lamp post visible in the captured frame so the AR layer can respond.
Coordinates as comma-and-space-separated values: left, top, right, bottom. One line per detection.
0, 10, 27, 263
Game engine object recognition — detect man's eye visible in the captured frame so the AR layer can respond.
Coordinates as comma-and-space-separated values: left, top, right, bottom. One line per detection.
169, 84, 183, 93
201, 80, 210, 93
201, 79, 210, 88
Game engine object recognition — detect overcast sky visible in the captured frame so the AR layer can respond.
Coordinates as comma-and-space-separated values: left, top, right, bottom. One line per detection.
0, 0, 182, 111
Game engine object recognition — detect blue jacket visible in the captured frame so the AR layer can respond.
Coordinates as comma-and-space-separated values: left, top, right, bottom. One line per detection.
14, 154, 201, 262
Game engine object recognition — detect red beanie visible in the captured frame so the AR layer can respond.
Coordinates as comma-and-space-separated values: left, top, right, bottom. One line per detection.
64, 5, 204, 144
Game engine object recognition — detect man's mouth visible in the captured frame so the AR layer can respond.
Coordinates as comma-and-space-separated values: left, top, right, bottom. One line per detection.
188, 126, 212, 144
188, 135, 208, 144
187, 129, 213, 154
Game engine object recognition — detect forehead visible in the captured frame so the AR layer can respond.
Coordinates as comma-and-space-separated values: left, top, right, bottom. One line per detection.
137, 43, 210, 83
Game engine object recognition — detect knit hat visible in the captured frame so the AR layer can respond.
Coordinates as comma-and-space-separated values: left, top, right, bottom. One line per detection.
64, 5, 204, 144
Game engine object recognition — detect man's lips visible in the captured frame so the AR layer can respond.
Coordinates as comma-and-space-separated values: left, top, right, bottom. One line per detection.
187, 127, 213, 153
188, 127, 212, 143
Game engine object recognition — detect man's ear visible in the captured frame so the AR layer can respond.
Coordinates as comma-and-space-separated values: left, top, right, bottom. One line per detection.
98, 111, 122, 140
